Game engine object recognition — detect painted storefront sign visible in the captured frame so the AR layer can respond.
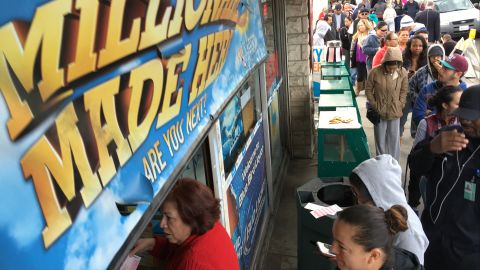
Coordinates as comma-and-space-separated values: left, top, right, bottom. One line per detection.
0, 0, 266, 269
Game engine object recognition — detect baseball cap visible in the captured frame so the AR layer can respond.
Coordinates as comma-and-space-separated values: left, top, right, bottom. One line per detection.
452, 85, 480, 120
335, 3, 342, 10
440, 53, 468, 73
359, 6, 369, 13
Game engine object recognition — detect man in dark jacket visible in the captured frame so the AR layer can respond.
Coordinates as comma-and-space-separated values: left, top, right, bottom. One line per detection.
414, 0, 440, 43
409, 85, 480, 270
403, 0, 420, 19
332, 3, 346, 39
353, 7, 371, 34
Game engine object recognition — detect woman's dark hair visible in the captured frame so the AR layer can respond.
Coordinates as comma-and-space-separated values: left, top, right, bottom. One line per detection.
345, 16, 352, 23
337, 204, 409, 267
349, 173, 374, 204
427, 85, 462, 112
163, 178, 220, 235
403, 35, 428, 69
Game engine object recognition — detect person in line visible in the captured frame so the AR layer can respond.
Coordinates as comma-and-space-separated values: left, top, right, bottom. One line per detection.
343, 3, 354, 17
363, 21, 389, 72
372, 32, 399, 68
129, 178, 240, 270
313, 15, 336, 46
332, 3, 347, 39
383, 2, 398, 32
441, 34, 457, 56
414, 29, 429, 44
318, 7, 328, 20
340, 16, 353, 71
403, 0, 419, 19
400, 35, 428, 137
331, 204, 424, 270
350, 19, 373, 95
414, 0, 440, 43
373, 0, 387, 21
408, 44, 445, 138
409, 85, 480, 269
412, 54, 468, 126
349, 154, 429, 264
397, 28, 410, 51
400, 15, 426, 37
324, 14, 338, 43
365, 47, 408, 161
393, 0, 403, 15
368, 9, 379, 26
353, 7, 372, 34
408, 86, 462, 210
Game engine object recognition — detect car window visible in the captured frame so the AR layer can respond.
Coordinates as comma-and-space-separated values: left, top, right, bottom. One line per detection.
434, 0, 474, 12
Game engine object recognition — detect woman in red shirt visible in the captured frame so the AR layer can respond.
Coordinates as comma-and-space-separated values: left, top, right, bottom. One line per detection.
129, 178, 239, 270
372, 32, 399, 68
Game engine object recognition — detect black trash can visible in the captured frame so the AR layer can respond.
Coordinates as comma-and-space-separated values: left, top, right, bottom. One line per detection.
296, 178, 354, 270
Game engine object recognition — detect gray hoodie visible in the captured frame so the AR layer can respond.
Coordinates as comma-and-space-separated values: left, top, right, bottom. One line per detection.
352, 154, 429, 264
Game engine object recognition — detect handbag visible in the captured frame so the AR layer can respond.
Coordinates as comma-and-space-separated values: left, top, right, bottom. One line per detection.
366, 107, 381, 125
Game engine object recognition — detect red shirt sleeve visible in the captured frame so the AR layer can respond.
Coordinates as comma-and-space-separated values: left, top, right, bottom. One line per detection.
150, 236, 170, 260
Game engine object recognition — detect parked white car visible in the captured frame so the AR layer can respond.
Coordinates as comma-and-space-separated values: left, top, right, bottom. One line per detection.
435, 0, 480, 37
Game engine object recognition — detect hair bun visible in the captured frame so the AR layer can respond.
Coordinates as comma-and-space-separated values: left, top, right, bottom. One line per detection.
385, 205, 408, 235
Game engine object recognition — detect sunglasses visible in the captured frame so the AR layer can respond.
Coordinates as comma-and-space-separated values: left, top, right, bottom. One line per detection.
360, 12, 369, 15
380, 29, 388, 32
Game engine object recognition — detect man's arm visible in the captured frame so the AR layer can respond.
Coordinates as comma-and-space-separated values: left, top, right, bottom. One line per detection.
410, 130, 469, 175
412, 85, 428, 125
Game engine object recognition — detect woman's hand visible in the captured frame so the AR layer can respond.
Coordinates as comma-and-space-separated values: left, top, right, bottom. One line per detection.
129, 238, 156, 256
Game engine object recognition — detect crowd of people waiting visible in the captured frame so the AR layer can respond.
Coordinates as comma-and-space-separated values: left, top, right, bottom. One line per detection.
314, 0, 480, 269
123, 1, 479, 269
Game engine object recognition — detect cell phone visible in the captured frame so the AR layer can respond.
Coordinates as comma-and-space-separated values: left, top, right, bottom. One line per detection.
317, 241, 336, 258
440, 124, 464, 133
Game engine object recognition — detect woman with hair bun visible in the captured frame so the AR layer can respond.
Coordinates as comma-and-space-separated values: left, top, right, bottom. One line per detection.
331, 204, 424, 270
412, 85, 462, 146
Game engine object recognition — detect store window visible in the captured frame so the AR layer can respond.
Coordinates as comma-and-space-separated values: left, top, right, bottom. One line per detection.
261, 0, 285, 182
177, 140, 213, 188
219, 74, 262, 177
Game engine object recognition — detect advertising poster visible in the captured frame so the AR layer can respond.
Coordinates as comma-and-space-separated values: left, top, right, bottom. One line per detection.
0, 0, 267, 269
225, 121, 268, 269
265, 52, 281, 99
219, 95, 246, 176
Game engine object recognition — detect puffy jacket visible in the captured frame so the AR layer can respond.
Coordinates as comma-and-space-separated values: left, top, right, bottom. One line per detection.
366, 47, 409, 120
363, 33, 382, 68
412, 80, 468, 125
